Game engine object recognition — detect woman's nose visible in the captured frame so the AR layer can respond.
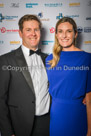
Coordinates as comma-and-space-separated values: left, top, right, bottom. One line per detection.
62, 32, 67, 38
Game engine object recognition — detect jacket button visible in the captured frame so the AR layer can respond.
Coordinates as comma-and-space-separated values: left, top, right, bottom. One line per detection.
32, 101, 35, 103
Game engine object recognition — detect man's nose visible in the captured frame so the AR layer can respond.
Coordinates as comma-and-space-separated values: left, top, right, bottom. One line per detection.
31, 30, 36, 35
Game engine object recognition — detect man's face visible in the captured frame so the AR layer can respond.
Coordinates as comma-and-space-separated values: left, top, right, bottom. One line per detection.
19, 20, 41, 50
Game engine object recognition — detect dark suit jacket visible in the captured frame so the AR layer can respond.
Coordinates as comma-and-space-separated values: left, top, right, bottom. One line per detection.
0, 46, 48, 136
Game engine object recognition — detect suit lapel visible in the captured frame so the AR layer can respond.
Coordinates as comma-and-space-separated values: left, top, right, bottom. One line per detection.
15, 47, 35, 95
40, 53, 48, 66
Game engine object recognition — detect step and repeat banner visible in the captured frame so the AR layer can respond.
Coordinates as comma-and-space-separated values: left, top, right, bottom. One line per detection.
0, 0, 91, 56
0, 0, 91, 135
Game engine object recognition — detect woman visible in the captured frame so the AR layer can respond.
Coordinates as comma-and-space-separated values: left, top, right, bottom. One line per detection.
46, 17, 91, 136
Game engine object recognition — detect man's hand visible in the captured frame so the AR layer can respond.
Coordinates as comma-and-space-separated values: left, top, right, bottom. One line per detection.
11, 135, 15, 136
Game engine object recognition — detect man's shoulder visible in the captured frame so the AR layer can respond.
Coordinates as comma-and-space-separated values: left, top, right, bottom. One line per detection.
40, 51, 48, 58
0, 46, 21, 58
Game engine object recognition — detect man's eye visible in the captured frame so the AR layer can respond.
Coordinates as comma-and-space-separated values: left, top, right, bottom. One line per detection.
27, 29, 30, 31
35, 29, 40, 31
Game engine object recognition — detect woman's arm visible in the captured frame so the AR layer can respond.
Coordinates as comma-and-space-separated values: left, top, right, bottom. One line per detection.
86, 92, 91, 136
83, 96, 86, 105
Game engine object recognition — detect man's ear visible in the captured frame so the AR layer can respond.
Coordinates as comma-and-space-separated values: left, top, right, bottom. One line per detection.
19, 30, 22, 38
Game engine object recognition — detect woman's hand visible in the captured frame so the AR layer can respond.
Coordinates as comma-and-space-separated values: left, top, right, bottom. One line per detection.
87, 130, 91, 136
86, 92, 91, 136
82, 97, 86, 105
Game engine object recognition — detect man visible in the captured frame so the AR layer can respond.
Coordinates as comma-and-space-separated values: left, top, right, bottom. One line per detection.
0, 14, 50, 136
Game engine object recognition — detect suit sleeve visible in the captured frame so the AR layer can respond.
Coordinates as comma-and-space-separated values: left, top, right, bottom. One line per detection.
0, 56, 14, 136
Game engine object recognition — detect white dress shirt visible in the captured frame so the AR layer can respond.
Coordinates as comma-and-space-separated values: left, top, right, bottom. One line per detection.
21, 45, 50, 115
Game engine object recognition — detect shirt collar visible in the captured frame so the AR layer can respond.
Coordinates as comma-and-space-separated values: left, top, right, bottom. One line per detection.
21, 45, 38, 56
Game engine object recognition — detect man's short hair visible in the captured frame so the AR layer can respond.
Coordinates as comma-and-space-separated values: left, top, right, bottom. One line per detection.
18, 14, 42, 32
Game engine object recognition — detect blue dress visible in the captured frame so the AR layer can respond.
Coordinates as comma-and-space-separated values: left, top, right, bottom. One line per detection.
46, 51, 91, 136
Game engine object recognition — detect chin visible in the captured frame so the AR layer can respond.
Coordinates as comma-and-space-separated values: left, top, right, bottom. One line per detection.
31, 45, 38, 48
62, 45, 69, 48
62, 44, 73, 48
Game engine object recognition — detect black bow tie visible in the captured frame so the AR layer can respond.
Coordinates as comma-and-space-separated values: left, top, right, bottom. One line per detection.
29, 49, 41, 56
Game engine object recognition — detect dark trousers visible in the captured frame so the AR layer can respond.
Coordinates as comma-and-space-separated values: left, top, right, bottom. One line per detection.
31, 113, 50, 136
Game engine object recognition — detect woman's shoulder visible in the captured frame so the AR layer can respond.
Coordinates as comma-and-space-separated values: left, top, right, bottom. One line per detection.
82, 51, 91, 65
83, 51, 91, 58
46, 53, 53, 61
75, 47, 91, 57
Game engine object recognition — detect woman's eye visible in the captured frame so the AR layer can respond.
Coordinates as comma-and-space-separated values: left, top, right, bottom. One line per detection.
58, 30, 62, 33
68, 30, 72, 32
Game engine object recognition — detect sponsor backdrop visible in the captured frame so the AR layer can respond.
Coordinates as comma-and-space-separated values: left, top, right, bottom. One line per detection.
0, 0, 91, 135
0, 0, 91, 56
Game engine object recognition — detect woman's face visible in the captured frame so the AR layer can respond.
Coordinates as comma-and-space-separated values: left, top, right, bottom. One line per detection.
56, 22, 77, 50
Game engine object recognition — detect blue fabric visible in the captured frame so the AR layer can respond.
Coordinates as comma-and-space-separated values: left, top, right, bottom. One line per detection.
46, 51, 91, 136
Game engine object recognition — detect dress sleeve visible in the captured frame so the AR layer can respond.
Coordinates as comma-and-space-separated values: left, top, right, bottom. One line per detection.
86, 54, 91, 93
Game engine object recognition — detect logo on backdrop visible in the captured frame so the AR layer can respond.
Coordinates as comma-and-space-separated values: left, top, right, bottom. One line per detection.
0, 27, 19, 33
69, 2, 80, 7
56, 13, 79, 20
42, 41, 54, 45
84, 41, 91, 45
10, 41, 21, 45
88, 1, 91, 6
38, 12, 50, 21
0, 27, 6, 33
10, 3, 19, 8
0, 13, 4, 22
44, 3, 63, 7
0, 3, 4, 8
77, 26, 83, 33
0, 13, 18, 22
50, 27, 55, 33
77, 26, 91, 33
84, 27, 91, 33
26, 3, 38, 8
38, 12, 43, 18
86, 17, 91, 20
56, 13, 63, 19
0, 41, 4, 44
